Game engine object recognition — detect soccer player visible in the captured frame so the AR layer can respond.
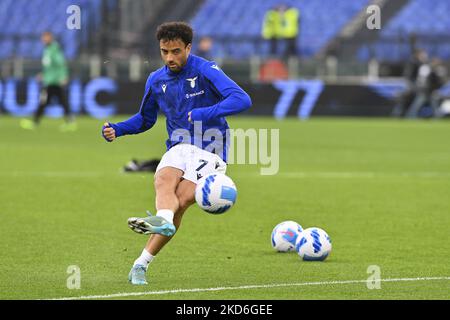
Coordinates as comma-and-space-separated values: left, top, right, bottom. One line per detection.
21, 31, 76, 131
102, 22, 251, 285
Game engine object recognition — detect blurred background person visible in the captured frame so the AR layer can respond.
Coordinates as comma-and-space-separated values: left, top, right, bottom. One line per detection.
20, 31, 76, 131
280, 4, 300, 59
197, 36, 214, 60
405, 56, 447, 118
261, 4, 300, 59
429, 59, 448, 117
391, 49, 428, 117
262, 5, 283, 56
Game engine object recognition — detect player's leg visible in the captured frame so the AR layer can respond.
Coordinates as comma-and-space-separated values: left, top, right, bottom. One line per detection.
406, 92, 427, 118
141, 147, 226, 258
392, 90, 412, 117
154, 166, 183, 213
173, 179, 196, 227
144, 178, 196, 256
430, 91, 444, 118
128, 166, 182, 237
56, 85, 76, 130
128, 172, 195, 285
21, 86, 50, 129
270, 38, 277, 56
35, 85, 54, 124
59, 86, 71, 122
128, 145, 186, 238
285, 37, 297, 59
128, 145, 225, 285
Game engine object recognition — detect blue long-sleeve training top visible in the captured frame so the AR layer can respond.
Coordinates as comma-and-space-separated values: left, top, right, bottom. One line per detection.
109, 54, 252, 162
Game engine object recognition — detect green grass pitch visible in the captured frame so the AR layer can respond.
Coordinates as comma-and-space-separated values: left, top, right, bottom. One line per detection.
0, 116, 449, 300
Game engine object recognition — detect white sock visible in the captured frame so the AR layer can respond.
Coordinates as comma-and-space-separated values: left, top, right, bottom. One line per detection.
156, 209, 174, 224
133, 249, 154, 269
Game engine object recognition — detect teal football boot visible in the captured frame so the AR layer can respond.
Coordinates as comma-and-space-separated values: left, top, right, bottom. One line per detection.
128, 264, 148, 285
127, 211, 176, 237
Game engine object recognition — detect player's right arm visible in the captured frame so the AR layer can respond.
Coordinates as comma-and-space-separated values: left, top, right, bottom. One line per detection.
102, 73, 159, 142
102, 122, 116, 141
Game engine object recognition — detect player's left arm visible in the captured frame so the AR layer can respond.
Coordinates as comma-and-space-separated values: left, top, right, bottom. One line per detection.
189, 63, 252, 122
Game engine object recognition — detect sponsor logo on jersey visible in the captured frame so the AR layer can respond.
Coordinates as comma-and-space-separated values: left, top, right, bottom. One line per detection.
185, 90, 205, 99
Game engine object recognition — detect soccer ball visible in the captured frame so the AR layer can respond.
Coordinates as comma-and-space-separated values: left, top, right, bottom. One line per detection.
195, 173, 237, 214
295, 227, 332, 261
271, 221, 303, 252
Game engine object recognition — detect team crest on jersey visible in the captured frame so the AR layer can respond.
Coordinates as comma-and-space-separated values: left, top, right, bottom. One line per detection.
186, 77, 198, 89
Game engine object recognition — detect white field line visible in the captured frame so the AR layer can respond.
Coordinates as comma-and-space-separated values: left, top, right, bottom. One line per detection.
46, 276, 450, 300
1, 171, 450, 178
0, 171, 106, 177
277, 172, 450, 178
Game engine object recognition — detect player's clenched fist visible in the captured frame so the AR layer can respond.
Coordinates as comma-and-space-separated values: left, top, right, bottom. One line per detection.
102, 122, 116, 142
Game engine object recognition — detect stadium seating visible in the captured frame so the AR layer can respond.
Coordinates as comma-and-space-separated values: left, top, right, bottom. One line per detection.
0, 0, 107, 59
358, 0, 450, 61
191, 0, 370, 59
3, 0, 447, 62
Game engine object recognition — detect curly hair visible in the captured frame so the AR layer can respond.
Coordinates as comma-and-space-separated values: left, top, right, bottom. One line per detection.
156, 22, 193, 46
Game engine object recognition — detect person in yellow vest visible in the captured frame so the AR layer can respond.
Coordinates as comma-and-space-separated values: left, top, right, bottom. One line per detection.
280, 5, 300, 58
262, 5, 300, 58
261, 6, 283, 56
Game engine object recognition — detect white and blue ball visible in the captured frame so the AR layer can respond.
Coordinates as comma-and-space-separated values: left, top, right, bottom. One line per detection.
271, 221, 303, 252
295, 227, 332, 261
195, 173, 237, 214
